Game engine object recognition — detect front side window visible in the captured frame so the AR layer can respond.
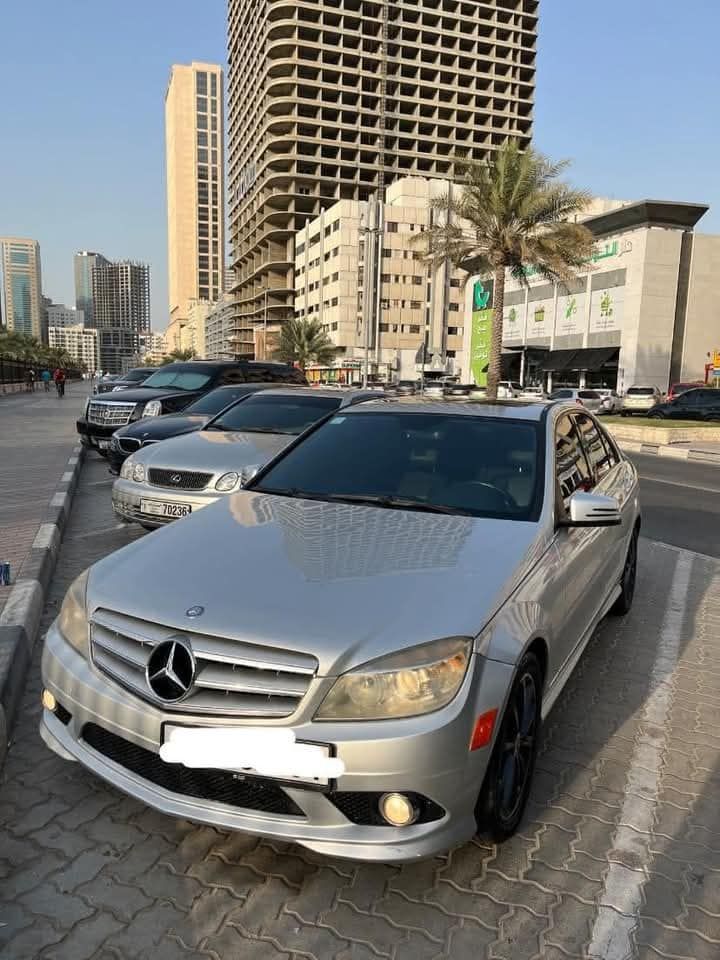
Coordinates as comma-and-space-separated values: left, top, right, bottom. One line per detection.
555, 414, 593, 510
573, 413, 615, 481
183, 387, 251, 416
206, 394, 342, 436
253, 413, 542, 520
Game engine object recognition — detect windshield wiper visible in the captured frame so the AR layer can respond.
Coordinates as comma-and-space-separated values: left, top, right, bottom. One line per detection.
314, 493, 475, 516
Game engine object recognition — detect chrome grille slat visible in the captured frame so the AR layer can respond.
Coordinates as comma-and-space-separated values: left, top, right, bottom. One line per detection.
87, 400, 136, 427
89, 608, 317, 717
148, 468, 212, 490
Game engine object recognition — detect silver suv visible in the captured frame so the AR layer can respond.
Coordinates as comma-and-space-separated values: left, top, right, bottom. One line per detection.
41, 400, 639, 862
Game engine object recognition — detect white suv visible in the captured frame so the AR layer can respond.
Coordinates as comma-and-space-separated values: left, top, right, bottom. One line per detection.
621, 385, 662, 416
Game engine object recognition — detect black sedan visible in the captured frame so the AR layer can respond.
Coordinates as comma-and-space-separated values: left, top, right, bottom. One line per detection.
95, 367, 158, 394
647, 387, 720, 421
106, 382, 297, 473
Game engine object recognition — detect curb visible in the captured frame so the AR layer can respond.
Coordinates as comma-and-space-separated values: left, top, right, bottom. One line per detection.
0, 445, 85, 768
618, 440, 720, 467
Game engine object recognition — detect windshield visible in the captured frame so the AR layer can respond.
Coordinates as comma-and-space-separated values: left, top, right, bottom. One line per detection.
184, 387, 252, 416
123, 369, 152, 382
207, 394, 341, 434
253, 412, 542, 520
142, 368, 212, 391
627, 387, 655, 396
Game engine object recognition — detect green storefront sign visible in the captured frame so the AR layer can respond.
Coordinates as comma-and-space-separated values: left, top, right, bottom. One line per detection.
470, 278, 494, 386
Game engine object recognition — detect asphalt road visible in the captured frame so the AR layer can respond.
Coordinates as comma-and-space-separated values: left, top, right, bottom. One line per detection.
625, 452, 720, 558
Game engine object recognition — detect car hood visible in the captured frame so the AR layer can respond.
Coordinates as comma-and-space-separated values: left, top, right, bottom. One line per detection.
87, 492, 548, 676
115, 414, 209, 442
134, 429, 294, 472
92, 386, 194, 405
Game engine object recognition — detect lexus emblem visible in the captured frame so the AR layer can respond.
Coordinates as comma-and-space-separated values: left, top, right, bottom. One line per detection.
146, 639, 195, 702
186, 605, 204, 618
170, 473, 182, 484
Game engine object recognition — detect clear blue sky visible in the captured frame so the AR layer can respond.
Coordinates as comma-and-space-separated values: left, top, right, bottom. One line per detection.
1, 0, 718, 330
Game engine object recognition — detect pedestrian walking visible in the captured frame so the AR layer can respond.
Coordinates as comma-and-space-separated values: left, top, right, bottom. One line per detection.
53, 367, 66, 398
41, 368, 51, 392
26, 368, 36, 392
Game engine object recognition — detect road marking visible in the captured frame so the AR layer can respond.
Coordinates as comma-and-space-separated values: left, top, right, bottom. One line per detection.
638, 473, 720, 495
587, 549, 693, 959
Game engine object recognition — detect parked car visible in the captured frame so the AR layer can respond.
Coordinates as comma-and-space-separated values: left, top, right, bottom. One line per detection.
443, 383, 474, 400
519, 385, 547, 401
112, 387, 376, 527
497, 381, 523, 398
548, 388, 604, 413
647, 387, 720, 421
77, 361, 307, 455
42, 397, 639, 861
667, 381, 705, 402
595, 389, 622, 414
106, 383, 299, 474
396, 380, 419, 396
421, 382, 445, 399
621, 385, 663, 416
95, 367, 158, 394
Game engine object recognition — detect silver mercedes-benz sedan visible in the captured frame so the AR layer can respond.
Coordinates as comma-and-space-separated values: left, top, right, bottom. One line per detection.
41, 399, 640, 862
111, 387, 375, 527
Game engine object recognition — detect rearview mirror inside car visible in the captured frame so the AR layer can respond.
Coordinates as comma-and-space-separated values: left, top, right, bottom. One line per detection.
560, 491, 622, 528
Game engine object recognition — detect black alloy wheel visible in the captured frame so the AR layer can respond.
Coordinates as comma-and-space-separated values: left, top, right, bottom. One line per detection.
476, 652, 542, 841
611, 528, 638, 616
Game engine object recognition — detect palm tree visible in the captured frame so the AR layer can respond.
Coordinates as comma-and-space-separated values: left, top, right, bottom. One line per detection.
276, 318, 336, 369
424, 141, 594, 399
162, 348, 195, 364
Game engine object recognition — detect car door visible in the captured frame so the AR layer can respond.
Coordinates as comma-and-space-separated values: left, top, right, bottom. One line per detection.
549, 413, 607, 679
668, 390, 699, 419
573, 412, 631, 591
703, 390, 720, 421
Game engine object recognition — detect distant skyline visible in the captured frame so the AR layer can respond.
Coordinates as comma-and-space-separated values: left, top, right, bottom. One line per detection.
1, 0, 718, 331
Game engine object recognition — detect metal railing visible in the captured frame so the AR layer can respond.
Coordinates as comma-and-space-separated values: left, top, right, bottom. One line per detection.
0, 356, 82, 394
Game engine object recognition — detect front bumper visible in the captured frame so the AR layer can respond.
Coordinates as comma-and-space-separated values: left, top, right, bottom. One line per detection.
76, 418, 118, 454
40, 622, 513, 861
112, 477, 222, 527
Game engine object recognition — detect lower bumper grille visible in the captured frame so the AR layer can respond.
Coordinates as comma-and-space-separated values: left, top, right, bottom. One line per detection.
81, 723, 303, 816
118, 437, 142, 454
148, 468, 212, 490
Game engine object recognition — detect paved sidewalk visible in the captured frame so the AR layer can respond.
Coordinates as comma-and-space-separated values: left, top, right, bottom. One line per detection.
0, 383, 89, 615
2, 455, 720, 959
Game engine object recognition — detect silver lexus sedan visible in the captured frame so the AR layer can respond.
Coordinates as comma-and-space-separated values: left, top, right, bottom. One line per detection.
112, 387, 375, 527
41, 400, 640, 861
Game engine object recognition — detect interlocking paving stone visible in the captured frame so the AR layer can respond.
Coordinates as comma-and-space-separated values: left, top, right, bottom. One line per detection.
2, 457, 720, 958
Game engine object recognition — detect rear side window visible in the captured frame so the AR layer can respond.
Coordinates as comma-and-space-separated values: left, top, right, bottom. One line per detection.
219, 368, 248, 385
551, 389, 573, 399
627, 387, 655, 396
555, 414, 593, 510
244, 364, 307, 384
579, 390, 600, 400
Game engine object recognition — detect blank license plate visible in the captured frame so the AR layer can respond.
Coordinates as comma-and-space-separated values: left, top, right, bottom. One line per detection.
140, 499, 192, 518
97, 439, 110, 450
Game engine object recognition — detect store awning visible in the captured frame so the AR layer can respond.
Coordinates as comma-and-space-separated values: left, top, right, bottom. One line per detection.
540, 347, 619, 372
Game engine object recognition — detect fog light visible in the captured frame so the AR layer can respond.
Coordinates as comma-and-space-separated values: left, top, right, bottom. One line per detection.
42, 689, 56, 712
379, 792, 418, 827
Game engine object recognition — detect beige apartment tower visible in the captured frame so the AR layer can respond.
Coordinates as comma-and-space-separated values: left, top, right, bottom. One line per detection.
228, 0, 537, 345
165, 62, 225, 327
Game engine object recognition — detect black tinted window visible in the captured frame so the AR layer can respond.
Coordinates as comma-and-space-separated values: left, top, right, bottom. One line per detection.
185, 387, 252, 416
124, 369, 152, 382
555, 415, 593, 509
143, 367, 212, 391
245, 364, 306, 384
254, 412, 542, 521
207, 394, 341, 435
551, 389, 573, 399
574, 414, 614, 480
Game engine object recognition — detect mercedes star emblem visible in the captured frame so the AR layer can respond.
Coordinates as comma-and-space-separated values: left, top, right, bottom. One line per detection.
185, 605, 204, 618
146, 639, 195, 702
170, 473, 182, 484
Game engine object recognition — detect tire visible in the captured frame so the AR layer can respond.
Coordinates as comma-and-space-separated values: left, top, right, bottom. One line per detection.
475, 652, 542, 842
620, 411, 629, 418
611, 528, 638, 616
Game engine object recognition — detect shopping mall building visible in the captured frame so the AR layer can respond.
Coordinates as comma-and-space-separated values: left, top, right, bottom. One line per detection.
464, 199, 720, 392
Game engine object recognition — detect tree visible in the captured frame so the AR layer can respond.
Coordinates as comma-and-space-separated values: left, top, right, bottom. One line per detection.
275, 318, 336, 369
161, 348, 195, 364
423, 141, 594, 399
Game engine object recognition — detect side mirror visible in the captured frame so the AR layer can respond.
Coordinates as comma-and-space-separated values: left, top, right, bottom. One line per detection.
560, 491, 622, 528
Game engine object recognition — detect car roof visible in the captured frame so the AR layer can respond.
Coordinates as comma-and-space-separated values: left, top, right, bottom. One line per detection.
341, 396, 551, 420
255, 386, 376, 401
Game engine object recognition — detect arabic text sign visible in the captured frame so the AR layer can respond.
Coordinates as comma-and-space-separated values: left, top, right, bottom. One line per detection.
589, 286, 624, 333
555, 292, 585, 337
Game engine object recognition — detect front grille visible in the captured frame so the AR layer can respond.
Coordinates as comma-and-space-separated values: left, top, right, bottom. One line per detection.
330, 792, 445, 826
148, 468, 212, 490
90, 608, 318, 718
82, 723, 303, 816
87, 401, 136, 427
118, 437, 142, 454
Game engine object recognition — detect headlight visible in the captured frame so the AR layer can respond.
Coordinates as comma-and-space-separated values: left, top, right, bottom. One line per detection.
133, 462, 146, 482
57, 569, 90, 657
120, 457, 135, 479
215, 471, 240, 492
143, 400, 162, 417
315, 637, 472, 721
